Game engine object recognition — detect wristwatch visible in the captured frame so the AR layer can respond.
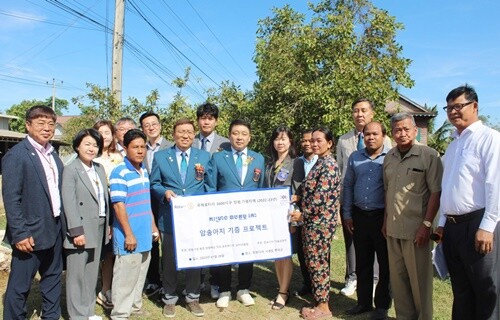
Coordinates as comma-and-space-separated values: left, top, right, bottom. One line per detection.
422, 220, 432, 228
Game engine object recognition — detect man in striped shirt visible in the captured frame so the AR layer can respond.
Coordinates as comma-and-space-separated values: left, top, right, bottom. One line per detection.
109, 129, 160, 319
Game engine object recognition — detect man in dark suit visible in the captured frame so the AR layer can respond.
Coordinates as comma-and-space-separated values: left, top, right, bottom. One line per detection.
2, 105, 64, 319
193, 102, 231, 154
208, 119, 265, 308
139, 111, 173, 297
150, 118, 211, 318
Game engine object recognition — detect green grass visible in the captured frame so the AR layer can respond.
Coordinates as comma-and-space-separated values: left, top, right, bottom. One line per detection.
0, 226, 453, 319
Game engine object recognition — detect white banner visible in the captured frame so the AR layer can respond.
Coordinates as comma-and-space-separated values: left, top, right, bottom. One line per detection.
171, 187, 292, 270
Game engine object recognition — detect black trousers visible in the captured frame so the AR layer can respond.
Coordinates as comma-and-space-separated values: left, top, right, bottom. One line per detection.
210, 263, 253, 292
352, 207, 391, 309
295, 225, 312, 291
443, 209, 499, 320
147, 201, 161, 285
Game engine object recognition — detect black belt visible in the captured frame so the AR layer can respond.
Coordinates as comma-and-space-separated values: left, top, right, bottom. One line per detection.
446, 208, 485, 224
353, 205, 384, 217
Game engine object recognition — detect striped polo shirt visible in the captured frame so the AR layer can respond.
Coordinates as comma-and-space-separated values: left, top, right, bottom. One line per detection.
110, 157, 153, 255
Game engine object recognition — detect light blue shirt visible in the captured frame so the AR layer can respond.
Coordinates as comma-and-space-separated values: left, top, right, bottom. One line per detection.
342, 147, 388, 220
300, 154, 318, 176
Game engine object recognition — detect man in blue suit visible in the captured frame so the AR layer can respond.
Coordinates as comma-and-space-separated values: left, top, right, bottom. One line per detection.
208, 119, 265, 308
2, 105, 64, 320
150, 118, 211, 318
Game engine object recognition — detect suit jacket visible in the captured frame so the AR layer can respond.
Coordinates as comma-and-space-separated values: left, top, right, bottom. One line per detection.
61, 159, 110, 249
264, 156, 304, 195
336, 128, 393, 179
193, 132, 231, 155
208, 148, 265, 191
150, 146, 211, 233
143, 137, 173, 173
2, 138, 64, 250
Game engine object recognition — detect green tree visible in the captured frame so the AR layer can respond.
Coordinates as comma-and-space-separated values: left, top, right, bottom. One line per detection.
426, 105, 453, 155
250, 0, 414, 152
5, 98, 68, 133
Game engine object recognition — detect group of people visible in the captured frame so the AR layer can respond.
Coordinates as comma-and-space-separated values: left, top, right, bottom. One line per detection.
2, 84, 499, 320
334, 85, 499, 320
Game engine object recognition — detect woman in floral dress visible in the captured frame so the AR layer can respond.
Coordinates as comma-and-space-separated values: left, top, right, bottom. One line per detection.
291, 126, 341, 320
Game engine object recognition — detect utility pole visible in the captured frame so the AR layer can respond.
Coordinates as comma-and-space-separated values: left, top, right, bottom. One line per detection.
112, 0, 125, 107
47, 78, 63, 110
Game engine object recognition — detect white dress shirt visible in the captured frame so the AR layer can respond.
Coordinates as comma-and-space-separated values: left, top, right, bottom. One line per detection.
439, 121, 500, 232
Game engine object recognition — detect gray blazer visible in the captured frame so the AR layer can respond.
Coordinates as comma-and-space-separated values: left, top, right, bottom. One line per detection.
61, 159, 110, 249
143, 137, 173, 173
264, 156, 304, 195
193, 132, 231, 155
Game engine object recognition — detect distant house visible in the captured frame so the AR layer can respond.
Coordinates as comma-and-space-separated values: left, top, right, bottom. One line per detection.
385, 95, 436, 145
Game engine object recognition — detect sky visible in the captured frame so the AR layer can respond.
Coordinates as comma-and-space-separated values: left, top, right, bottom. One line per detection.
0, 0, 499, 127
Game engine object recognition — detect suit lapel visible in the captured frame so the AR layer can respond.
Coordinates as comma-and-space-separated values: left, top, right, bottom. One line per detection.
243, 150, 256, 185
223, 150, 241, 183
24, 140, 51, 199
165, 147, 183, 183
76, 161, 98, 202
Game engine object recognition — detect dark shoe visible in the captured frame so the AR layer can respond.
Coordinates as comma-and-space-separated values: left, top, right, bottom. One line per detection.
371, 308, 388, 320
271, 291, 289, 310
346, 304, 373, 315
144, 283, 160, 297
294, 286, 312, 297
186, 300, 205, 317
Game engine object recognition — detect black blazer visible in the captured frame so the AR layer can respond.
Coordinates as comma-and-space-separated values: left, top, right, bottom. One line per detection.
2, 138, 64, 250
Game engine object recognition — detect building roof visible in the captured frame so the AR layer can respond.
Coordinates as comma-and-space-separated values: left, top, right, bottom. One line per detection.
385, 94, 436, 117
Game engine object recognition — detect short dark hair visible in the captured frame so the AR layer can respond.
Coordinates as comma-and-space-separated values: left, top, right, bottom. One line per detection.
123, 129, 146, 147
229, 119, 251, 134
312, 126, 335, 145
446, 84, 478, 103
351, 98, 374, 110
173, 118, 195, 132
302, 129, 314, 136
93, 120, 118, 153
363, 121, 386, 136
26, 105, 57, 122
139, 111, 160, 127
196, 102, 219, 119
72, 128, 103, 157
267, 126, 297, 162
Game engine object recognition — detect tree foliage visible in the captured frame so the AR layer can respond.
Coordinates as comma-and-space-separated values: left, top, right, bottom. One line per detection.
5, 98, 68, 133
64, 72, 197, 143
246, 0, 414, 152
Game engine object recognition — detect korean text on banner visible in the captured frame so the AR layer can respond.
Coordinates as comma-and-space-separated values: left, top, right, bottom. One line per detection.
171, 187, 291, 269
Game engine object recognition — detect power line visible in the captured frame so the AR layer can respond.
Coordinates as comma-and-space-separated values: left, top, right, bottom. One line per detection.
127, 0, 221, 88
184, 0, 251, 78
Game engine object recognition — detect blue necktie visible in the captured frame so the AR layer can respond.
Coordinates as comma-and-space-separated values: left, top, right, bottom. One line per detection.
180, 152, 187, 183
201, 138, 208, 151
357, 132, 365, 151
236, 152, 243, 181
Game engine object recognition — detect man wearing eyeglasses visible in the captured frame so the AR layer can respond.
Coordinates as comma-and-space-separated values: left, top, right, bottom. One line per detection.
115, 117, 136, 157
436, 84, 500, 320
139, 111, 173, 298
3, 105, 64, 319
150, 119, 211, 317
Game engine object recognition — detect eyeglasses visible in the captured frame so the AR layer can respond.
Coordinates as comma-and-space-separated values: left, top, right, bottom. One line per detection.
175, 130, 195, 136
142, 122, 160, 129
443, 101, 474, 112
